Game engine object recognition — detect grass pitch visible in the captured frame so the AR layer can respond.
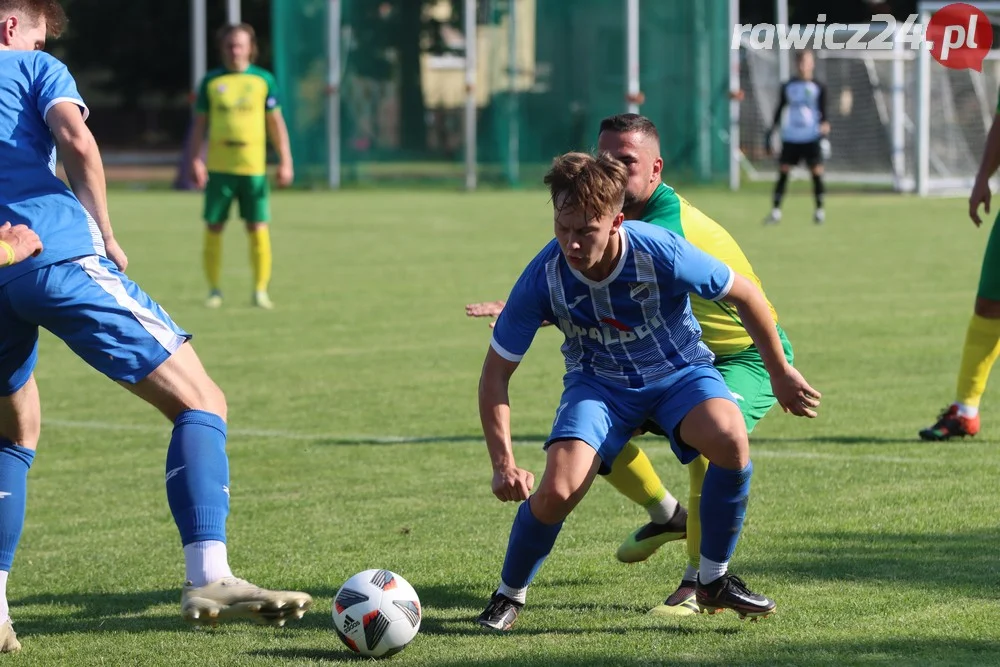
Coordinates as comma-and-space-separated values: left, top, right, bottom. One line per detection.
13, 185, 1000, 665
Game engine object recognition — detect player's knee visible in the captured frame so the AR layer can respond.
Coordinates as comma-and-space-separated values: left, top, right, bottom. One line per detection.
701, 418, 749, 471
974, 298, 1000, 318
181, 378, 227, 421
531, 480, 583, 524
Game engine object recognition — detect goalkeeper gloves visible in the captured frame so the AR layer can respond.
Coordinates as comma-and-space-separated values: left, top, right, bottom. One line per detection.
819, 137, 831, 161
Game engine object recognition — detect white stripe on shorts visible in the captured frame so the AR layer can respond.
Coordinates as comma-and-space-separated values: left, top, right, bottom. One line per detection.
74, 256, 185, 355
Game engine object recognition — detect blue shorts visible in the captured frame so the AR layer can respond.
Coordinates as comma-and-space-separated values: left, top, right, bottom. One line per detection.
0, 255, 191, 396
546, 363, 738, 473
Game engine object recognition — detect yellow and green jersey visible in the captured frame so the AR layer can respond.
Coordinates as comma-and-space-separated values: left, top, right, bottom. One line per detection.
640, 183, 778, 357
195, 65, 280, 176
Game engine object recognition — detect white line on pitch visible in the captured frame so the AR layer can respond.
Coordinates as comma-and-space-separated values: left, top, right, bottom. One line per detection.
39, 419, 953, 464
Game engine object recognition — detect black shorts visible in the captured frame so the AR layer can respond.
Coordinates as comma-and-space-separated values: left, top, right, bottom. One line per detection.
779, 140, 822, 167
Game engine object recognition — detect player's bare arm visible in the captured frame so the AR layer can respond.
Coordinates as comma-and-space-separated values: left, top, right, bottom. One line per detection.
46, 101, 127, 271
970, 113, 1000, 227
188, 113, 209, 190
266, 109, 294, 188
0, 223, 42, 266
479, 348, 535, 502
722, 274, 821, 418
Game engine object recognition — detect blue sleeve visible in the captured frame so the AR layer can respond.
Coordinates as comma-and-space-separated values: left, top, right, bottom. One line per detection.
33, 53, 88, 124
490, 261, 550, 362
666, 235, 735, 302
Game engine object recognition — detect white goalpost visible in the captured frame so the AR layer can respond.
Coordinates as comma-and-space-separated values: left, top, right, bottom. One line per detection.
916, 1, 1000, 195
733, 1, 1000, 196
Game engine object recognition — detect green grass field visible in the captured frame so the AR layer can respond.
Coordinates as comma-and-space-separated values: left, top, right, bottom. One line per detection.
12, 186, 1000, 665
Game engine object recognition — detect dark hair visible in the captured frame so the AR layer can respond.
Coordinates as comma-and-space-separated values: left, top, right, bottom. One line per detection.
544, 152, 628, 221
598, 113, 660, 143
0, 0, 67, 37
216, 22, 259, 63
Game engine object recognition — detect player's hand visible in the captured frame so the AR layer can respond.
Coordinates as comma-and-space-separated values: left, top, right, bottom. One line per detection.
764, 129, 774, 156
104, 237, 128, 272
970, 177, 991, 227
467, 300, 506, 328
771, 365, 821, 418
190, 158, 208, 190
492, 466, 535, 502
277, 161, 294, 188
820, 121, 831, 137
0, 222, 42, 264
466, 300, 506, 319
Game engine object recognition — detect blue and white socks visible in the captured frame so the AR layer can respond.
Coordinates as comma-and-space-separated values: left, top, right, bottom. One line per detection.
165, 410, 233, 586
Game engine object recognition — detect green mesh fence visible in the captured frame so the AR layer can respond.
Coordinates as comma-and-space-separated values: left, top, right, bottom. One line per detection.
272, 0, 732, 187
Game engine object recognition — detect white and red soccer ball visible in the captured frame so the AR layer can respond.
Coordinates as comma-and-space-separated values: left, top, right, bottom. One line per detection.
332, 569, 421, 658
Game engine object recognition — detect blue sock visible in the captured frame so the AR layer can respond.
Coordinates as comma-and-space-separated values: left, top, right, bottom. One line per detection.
499, 499, 563, 595
699, 461, 753, 565
165, 410, 229, 546
0, 443, 34, 571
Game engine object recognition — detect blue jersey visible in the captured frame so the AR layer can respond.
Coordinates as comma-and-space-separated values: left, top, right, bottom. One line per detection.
491, 221, 735, 388
0, 50, 103, 286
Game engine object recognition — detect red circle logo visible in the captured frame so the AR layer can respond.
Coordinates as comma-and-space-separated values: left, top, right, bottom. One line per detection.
926, 3, 993, 71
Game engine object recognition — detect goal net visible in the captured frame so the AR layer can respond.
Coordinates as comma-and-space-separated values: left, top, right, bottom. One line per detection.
736, 2, 1000, 195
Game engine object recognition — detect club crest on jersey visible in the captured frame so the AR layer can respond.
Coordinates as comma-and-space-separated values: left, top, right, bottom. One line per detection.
629, 282, 651, 303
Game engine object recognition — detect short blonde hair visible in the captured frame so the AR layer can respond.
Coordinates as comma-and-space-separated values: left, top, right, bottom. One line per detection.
544, 151, 628, 221
216, 22, 259, 63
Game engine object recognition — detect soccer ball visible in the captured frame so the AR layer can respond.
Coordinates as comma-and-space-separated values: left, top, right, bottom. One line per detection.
332, 569, 421, 658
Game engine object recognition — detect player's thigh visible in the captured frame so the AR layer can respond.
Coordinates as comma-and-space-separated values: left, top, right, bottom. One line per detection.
804, 140, 823, 169
650, 363, 746, 469
8, 256, 194, 404
237, 174, 271, 224
778, 142, 803, 166
976, 215, 1000, 303
546, 375, 637, 476
125, 341, 226, 422
204, 172, 238, 225
0, 289, 41, 446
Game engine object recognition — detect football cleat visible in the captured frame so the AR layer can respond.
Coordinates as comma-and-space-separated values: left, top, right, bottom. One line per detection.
764, 208, 782, 225
647, 579, 702, 617
615, 505, 688, 563
696, 573, 775, 620
0, 620, 20, 653
919, 405, 980, 441
476, 591, 523, 631
181, 577, 312, 627
205, 290, 223, 309
252, 291, 274, 310
813, 208, 825, 224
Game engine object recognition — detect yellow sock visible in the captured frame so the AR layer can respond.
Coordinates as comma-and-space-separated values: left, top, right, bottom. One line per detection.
686, 455, 708, 571
604, 440, 666, 507
248, 226, 272, 293
956, 314, 1000, 407
203, 229, 223, 292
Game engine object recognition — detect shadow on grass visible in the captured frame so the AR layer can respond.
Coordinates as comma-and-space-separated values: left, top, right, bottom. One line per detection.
755, 527, 1000, 597
12, 588, 181, 636
247, 636, 1000, 666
